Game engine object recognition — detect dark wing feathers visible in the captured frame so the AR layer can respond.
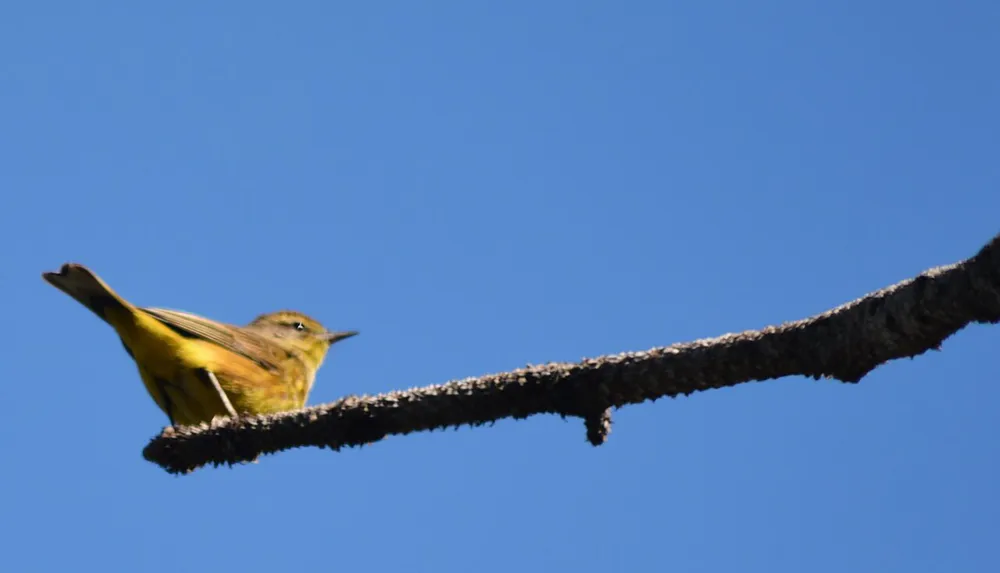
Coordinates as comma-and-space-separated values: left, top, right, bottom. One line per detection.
141, 307, 286, 371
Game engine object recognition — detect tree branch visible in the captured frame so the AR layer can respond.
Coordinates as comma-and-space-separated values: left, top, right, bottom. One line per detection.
143, 232, 1000, 474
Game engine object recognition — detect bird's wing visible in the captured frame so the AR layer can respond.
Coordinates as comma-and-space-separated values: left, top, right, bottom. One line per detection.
141, 307, 287, 372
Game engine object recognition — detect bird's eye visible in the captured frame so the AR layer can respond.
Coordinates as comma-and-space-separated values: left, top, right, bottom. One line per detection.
292, 322, 306, 331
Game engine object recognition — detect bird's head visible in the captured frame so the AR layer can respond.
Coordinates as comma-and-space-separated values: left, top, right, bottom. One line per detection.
248, 310, 358, 368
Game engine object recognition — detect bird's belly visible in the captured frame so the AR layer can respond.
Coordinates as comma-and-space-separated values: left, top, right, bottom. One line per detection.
121, 318, 304, 424
182, 339, 305, 417
128, 340, 228, 426
122, 326, 238, 425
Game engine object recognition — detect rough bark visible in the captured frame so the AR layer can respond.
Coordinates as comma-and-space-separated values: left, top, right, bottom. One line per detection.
143, 233, 1000, 474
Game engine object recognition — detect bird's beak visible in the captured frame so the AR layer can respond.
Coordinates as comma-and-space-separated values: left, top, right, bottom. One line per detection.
323, 330, 359, 344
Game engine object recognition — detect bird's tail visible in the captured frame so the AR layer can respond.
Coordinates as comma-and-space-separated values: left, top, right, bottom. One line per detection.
42, 263, 137, 325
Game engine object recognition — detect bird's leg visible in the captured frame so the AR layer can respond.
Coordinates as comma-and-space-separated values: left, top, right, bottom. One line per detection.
199, 368, 239, 420
197, 368, 259, 464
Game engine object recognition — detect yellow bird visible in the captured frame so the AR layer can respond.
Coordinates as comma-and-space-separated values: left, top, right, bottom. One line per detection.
43, 263, 357, 427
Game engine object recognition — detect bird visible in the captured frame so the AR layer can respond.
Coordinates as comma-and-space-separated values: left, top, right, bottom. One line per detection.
42, 263, 358, 427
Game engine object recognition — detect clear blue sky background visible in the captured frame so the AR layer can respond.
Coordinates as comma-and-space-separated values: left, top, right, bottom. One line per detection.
1, 2, 997, 572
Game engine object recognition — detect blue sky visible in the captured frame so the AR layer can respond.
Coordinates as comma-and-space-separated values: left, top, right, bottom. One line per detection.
2, 2, 998, 571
